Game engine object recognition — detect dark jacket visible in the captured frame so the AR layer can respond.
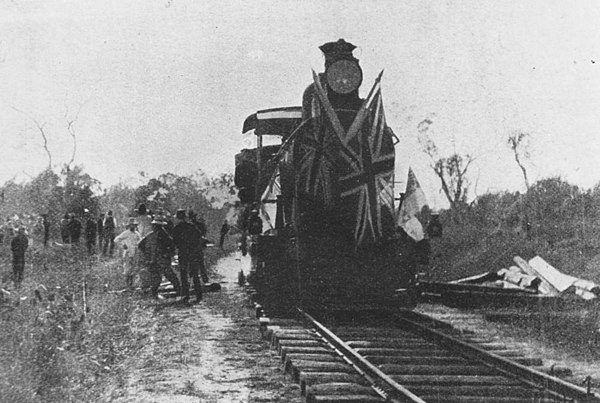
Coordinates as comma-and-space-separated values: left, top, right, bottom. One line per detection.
85, 218, 97, 241
172, 221, 203, 261
11, 234, 28, 261
138, 228, 175, 265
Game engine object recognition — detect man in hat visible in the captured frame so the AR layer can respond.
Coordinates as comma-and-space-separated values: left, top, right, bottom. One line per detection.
138, 217, 181, 299
188, 210, 207, 237
247, 209, 263, 236
115, 218, 141, 289
135, 203, 153, 239
172, 209, 204, 303
84, 209, 97, 254
11, 226, 28, 288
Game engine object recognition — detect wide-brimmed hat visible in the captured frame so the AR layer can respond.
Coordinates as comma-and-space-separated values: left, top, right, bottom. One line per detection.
127, 217, 138, 227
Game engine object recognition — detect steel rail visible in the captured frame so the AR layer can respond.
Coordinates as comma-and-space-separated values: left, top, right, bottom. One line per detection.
297, 308, 426, 403
394, 309, 600, 403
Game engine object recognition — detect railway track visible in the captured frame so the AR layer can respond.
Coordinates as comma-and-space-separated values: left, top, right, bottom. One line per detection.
258, 306, 599, 403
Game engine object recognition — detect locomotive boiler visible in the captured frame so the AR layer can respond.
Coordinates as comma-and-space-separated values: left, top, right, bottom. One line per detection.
235, 39, 419, 314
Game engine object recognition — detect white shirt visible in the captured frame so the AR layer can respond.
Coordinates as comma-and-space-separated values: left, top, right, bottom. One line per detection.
114, 229, 141, 258
136, 215, 153, 238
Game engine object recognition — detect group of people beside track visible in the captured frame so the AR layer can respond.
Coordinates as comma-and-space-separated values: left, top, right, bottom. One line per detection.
59, 209, 119, 256
133, 206, 211, 303
2, 204, 214, 305
102, 204, 212, 304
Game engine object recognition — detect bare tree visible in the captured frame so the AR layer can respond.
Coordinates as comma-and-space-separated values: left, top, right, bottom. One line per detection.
64, 100, 86, 171
507, 131, 533, 237
12, 107, 52, 169
507, 131, 531, 191
432, 153, 474, 210
417, 118, 474, 211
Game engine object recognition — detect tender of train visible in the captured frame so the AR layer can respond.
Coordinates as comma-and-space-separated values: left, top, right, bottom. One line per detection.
234, 39, 422, 314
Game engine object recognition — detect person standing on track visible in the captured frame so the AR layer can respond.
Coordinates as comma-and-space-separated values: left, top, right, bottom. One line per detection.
138, 217, 181, 299
172, 209, 204, 304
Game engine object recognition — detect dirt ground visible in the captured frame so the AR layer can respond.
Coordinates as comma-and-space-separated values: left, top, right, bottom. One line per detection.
105, 253, 304, 403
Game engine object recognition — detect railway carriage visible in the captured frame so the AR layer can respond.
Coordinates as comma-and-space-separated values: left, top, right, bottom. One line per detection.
235, 39, 420, 313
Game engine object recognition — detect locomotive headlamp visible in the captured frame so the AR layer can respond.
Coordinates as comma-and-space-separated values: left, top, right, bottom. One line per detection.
325, 59, 363, 94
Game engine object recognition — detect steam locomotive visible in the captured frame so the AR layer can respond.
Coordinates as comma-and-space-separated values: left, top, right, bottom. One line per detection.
235, 39, 419, 313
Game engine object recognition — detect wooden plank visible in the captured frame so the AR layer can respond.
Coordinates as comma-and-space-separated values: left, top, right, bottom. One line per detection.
513, 256, 560, 296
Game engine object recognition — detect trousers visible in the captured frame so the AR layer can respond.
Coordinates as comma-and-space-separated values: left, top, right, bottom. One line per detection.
149, 258, 181, 297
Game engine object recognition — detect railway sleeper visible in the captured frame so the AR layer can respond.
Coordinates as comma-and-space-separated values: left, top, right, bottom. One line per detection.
305, 383, 382, 403
364, 355, 469, 366
280, 346, 334, 361
290, 362, 356, 382
391, 374, 521, 386
355, 347, 456, 357
331, 327, 422, 337
307, 395, 385, 403
271, 333, 320, 349
346, 340, 440, 349
363, 353, 542, 372
407, 384, 546, 399
266, 328, 314, 339
276, 339, 325, 354
260, 324, 305, 338
379, 363, 497, 376
482, 349, 530, 357
299, 372, 371, 395
284, 355, 344, 372
416, 395, 560, 403
354, 347, 455, 357
259, 317, 303, 329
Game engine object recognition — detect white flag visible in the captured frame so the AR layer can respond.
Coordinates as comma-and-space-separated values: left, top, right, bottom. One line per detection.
398, 167, 429, 241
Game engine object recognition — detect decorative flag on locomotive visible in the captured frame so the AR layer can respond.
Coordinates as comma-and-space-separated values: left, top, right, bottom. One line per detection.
235, 39, 421, 313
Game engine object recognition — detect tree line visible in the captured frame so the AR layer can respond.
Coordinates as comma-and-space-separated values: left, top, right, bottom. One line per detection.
0, 165, 237, 242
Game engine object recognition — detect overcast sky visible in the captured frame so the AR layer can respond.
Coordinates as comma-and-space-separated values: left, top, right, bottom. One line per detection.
1, 0, 599, 208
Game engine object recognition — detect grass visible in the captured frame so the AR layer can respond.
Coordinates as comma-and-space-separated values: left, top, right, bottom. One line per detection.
0, 229, 240, 402
0, 242, 142, 402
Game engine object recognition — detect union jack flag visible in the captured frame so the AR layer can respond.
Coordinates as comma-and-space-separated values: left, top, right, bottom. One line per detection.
294, 120, 338, 207
294, 74, 396, 246
338, 91, 396, 246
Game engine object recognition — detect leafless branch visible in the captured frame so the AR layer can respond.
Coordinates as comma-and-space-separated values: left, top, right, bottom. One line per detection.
507, 132, 530, 191
63, 100, 87, 170
11, 106, 52, 169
